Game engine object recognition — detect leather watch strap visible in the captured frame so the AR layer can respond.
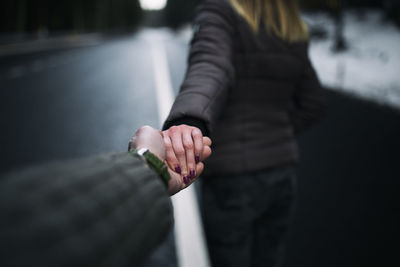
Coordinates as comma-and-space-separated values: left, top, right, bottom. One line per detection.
130, 148, 170, 187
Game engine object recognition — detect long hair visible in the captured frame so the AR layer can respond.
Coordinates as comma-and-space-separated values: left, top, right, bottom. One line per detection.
229, 0, 308, 42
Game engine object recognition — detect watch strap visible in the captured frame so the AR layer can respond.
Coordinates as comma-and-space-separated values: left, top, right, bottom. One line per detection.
130, 148, 170, 187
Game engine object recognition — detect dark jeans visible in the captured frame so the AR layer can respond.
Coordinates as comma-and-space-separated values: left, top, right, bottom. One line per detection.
201, 165, 297, 267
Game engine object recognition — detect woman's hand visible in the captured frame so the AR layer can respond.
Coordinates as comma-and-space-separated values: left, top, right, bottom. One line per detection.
129, 125, 211, 195
167, 137, 211, 195
162, 125, 211, 184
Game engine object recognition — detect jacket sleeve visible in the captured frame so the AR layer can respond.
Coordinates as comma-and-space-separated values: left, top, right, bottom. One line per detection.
0, 152, 173, 267
163, 0, 235, 136
291, 43, 327, 133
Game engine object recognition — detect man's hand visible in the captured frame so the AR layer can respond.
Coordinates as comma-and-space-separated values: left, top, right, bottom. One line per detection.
129, 125, 165, 160
129, 125, 211, 195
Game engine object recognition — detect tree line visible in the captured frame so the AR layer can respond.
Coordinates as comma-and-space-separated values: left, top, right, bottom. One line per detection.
0, 0, 142, 34
0, 0, 399, 35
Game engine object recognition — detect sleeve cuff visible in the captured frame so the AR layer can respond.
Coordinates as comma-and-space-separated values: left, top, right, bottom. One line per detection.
163, 116, 209, 137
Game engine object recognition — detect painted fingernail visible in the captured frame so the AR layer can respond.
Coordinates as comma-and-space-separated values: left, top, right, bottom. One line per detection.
190, 169, 195, 179
195, 155, 200, 164
183, 175, 189, 185
175, 165, 181, 174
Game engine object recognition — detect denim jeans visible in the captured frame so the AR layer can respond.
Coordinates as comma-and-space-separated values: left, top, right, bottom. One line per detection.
200, 165, 297, 267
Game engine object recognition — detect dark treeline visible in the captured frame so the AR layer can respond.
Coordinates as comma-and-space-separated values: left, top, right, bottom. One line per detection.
164, 0, 201, 29
0, 0, 142, 34
301, 0, 395, 9
0, 0, 399, 35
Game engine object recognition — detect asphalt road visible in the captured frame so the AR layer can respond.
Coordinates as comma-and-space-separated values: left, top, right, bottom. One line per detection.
0, 30, 399, 267
0, 33, 161, 172
288, 91, 400, 267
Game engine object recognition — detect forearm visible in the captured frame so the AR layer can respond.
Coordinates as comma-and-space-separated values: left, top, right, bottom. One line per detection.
163, 0, 235, 136
0, 152, 173, 267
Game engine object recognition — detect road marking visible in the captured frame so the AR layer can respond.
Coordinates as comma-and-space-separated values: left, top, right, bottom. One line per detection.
148, 34, 174, 124
147, 30, 210, 267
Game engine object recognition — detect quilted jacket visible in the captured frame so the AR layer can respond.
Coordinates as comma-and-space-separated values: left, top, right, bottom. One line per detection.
0, 152, 172, 266
164, 0, 326, 175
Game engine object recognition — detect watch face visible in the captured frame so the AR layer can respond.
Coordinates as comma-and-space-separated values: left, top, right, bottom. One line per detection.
137, 148, 149, 156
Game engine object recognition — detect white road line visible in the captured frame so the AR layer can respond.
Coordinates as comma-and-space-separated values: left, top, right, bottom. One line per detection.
148, 35, 175, 124
148, 31, 211, 267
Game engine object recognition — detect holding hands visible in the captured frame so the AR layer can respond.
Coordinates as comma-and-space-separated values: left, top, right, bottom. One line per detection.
162, 125, 211, 185
129, 125, 211, 195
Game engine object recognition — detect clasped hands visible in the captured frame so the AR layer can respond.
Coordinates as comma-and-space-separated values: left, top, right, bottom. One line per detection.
129, 125, 210, 195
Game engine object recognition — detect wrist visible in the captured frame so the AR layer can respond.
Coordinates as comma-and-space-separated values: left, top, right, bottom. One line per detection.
130, 148, 170, 187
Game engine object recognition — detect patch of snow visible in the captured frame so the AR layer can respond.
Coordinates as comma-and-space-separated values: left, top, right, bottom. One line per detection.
175, 10, 400, 109
305, 10, 400, 109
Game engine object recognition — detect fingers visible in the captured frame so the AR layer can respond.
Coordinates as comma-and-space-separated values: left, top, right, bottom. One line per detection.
163, 125, 211, 187
166, 162, 205, 196
169, 127, 188, 177
203, 136, 212, 147
192, 128, 203, 164
201, 145, 212, 161
182, 129, 196, 180
183, 162, 204, 188
167, 168, 182, 196
163, 134, 181, 174
191, 162, 204, 184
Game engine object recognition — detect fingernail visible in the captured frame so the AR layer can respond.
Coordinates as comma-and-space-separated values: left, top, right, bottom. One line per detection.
183, 175, 189, 185
175, 165, 181, 174
195, 155, 200, 164
190, 169, 195, 179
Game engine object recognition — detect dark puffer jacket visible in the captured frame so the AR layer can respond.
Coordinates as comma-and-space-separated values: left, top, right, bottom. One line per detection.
163, 0, 325, 175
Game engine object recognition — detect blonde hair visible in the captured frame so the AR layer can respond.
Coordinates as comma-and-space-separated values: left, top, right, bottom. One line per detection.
229, 0, 308, 42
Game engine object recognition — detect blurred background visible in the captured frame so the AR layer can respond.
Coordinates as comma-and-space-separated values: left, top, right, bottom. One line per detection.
0, 0, 399, 267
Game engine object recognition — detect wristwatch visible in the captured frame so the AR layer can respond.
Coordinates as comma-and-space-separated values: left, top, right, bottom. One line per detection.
130, 148, 170, 187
